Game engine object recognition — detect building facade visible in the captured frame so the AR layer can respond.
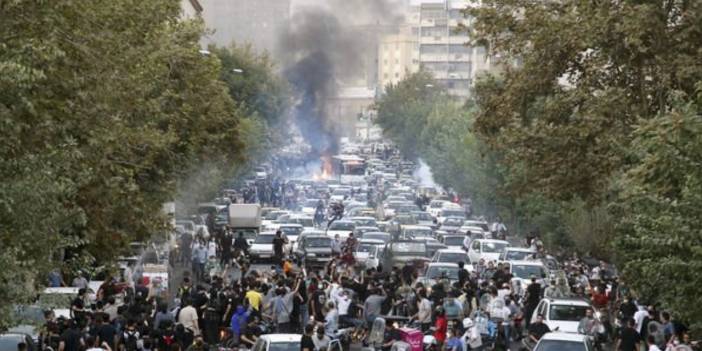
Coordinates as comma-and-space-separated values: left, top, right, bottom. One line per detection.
199, 0, 291, 53
378, 0, 494, 98
378, 26, 419, 89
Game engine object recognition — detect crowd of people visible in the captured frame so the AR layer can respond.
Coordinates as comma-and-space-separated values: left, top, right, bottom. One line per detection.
36, 158, 695, 351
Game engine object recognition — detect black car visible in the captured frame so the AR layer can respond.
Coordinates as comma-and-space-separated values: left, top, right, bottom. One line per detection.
294, 235, 333, 269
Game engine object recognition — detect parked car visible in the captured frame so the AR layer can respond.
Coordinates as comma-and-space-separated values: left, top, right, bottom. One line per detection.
534, 332, 594, 351
0, 333, 36, 351
438, 234, 466, 250
383, 241, 429, 269
415, 262, 462, 287
500, 247, 537, 262
467, 239, 509, 263
326, 220, 356, 239
249, 231, 283, 262
431, 249, 472, 266
531, 298, 594, 334
294, 235, 333, 269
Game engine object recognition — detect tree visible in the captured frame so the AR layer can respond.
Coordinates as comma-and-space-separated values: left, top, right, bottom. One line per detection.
614, 91, 702, 332
0, 0, 247, 327
375, 71, 443, 159
467, 0, 702, 203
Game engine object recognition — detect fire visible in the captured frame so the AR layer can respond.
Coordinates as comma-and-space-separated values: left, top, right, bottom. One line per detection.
313, 154, 333, 180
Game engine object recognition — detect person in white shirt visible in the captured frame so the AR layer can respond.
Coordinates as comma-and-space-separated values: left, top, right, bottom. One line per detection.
463, 231, 472, 252
647, 335, 663, 351
633, 306, 650, 335
177, 300, 200, 336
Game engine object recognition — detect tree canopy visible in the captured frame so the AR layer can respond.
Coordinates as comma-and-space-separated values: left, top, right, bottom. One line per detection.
0, 0, 274, 327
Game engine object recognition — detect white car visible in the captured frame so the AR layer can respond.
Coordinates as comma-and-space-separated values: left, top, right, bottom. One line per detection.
355, 241, 383, 270
261, 210, 290, 229
505, 260, 547, 295
252, 334, 302, 351
436, 207, 466, 224
401, 225, 434, 240
439, 234, 466, 250
467, 239, 509, 263
288, 214, 315, 230
534, 332, 595, 351
275, 223, 304, 245
531, 298, 594, 334
431, 249, 472, 267
415, 262, 462, 287
500, 247, 537, 261
463, 220, 489, 233
249, 231, 285, 262
326, 220, 356, 239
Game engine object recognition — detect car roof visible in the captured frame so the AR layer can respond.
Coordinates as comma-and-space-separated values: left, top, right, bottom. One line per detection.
437, 249, 467, 254
543, 298, 592, 307
278, 223, 303, 227
508, 260, 545, 266
427, 262, 459, 268
260, 334, 302, 342
259, 231, 277, 236
475, 239, 509, 244
43, 287, 80, 294
540, 332, 588, 342
359, 239, 385, 244
403, 225, 432, 230
304, 235, 330, 239
364, 232, 390, 236
505, 247, 536, 252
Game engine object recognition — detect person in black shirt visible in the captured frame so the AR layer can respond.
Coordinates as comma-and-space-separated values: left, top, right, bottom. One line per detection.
300, 324, 316, 351
95, 314, 116, 350
233, 232, 249, 256
457, 261, 470, 287
58, 319, 84, 351
272, 231, 287, 266
527, 314, 551, 344
524, 277, 542, 326
617, 318, 641, 351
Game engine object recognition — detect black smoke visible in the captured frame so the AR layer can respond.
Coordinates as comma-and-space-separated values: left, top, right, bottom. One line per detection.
279, 1, 404, 158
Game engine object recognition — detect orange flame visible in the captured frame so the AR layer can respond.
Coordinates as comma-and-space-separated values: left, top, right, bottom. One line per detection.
313, 154, 333, 180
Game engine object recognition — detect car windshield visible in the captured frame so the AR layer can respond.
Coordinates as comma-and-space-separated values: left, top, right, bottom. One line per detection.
444, 218, 464, 226
549, 305, 590, 321
364, 234, 389, 243
413, 213, 433, 221
392, 242, 426, 255
405, 229, 431, 237
444, 237, 464, 246
430, 201, 444, 208
254, 235, 275, 244
357, 244, 376, 253
505, 250, 533, 261
438, 252, 467, 263
306, 237, 331, 248
0, 336, 24, 351
441, 211, 465, 218
426, 266, 459, 280
482, 242, 508, 253
511, 264, 545, 279
269, 342, 301, 351
280, 226, 303, 236
329, 222, 355, 230
37, 292, 74, 309
353, 218, 376, 226
535, 340, 587, 351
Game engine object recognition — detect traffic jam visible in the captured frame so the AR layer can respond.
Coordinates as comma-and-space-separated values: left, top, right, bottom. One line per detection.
8, 139, 684, 351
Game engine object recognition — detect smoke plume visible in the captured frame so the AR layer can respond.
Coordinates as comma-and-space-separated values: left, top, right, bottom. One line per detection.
279, 0, 404, 158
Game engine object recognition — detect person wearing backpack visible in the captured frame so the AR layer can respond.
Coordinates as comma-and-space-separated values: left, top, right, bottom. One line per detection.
121, 320, 141, 351
156, 321, 176, 351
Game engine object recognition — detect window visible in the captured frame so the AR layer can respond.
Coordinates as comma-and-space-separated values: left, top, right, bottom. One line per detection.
471, 241, 480, 250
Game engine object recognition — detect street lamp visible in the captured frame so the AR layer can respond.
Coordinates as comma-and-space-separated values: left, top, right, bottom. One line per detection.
232, 68, 244, 74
